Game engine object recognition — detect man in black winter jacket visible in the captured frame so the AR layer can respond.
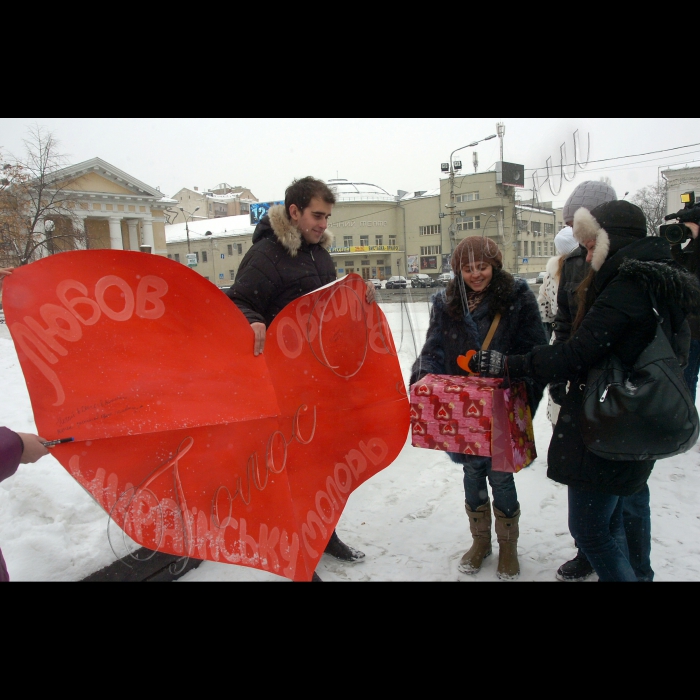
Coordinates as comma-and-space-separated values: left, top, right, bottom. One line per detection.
226, 176, 375, 579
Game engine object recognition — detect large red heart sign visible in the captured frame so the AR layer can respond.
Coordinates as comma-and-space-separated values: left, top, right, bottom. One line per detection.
3, 252, 409, 581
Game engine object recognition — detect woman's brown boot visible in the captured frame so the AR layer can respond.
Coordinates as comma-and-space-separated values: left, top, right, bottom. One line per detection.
493, 507, 520, 580
458, 501, 492, 574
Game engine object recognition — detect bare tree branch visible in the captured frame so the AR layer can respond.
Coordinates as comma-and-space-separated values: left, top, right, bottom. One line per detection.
631, 181, 667, 236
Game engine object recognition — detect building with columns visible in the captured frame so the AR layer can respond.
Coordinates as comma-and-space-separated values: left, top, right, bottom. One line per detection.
48, 157, 177, 255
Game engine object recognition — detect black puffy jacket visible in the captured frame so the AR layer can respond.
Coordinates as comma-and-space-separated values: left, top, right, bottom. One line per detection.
227, 205, 336, 327
508, 237, 700, 496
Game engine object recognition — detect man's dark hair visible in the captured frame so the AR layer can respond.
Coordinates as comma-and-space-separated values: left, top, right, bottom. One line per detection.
285, 176, 336, 218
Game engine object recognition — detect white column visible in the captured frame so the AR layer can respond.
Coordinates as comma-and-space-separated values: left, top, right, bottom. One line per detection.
127, 220, 139, 251
74, 215, 88, 250
108, 217, 124, 250
141, 217, 155, 251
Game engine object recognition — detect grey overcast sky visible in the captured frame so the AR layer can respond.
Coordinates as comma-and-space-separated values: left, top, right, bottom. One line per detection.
2, 118, 700, 210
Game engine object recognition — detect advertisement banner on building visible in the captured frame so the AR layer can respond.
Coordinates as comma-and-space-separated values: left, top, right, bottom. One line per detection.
441, 254, 451, 273
407, 255, 418, 274
250, 200, 284, 226
421, 256, 437, 270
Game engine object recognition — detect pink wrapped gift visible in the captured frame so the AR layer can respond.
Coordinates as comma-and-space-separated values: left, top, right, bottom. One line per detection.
410, 374, 536, 472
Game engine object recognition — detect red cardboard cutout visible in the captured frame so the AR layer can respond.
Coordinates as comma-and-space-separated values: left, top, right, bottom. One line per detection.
4, 252, 409, 581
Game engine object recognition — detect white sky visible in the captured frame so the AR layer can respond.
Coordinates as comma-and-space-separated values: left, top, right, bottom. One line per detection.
2, 118, 700, 210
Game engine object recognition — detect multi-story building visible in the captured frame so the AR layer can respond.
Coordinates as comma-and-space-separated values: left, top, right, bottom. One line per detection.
164, 213, 255, 288
164, 173, 564, 287
168, 183, 258, 225
662, 165, 700, 218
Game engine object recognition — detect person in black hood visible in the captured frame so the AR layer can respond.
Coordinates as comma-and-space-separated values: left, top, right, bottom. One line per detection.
470, 201, 700, 581
227, 176, 376, 580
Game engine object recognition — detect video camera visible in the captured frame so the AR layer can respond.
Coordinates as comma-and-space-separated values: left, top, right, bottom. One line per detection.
660, 191, 700, 244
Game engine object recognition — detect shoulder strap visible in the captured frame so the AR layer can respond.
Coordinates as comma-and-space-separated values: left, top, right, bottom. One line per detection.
482, 313, 501, 350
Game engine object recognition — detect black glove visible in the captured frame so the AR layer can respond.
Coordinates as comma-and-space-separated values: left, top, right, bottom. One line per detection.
468, 350, 506, 377
549, 382, 567, 405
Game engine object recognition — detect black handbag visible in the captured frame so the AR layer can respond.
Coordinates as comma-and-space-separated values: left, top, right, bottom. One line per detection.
580, 292, 699, 461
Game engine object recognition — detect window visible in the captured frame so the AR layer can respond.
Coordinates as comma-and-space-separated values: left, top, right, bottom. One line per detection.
558, 221, 564, 230
537, 242, 542, 256
202, 250, 208, 263
237, 243, 243, 255
346, 267, 355, 274
531, 221, 542, 234
204, 276, 210, 281
361, 259, 370, 266
523, 241, 528, 256
517, 241, 522, 256
456, 215, 480, 231
419, 224, 441, 236
375, 235, 383, 245
544, 222, 554, 235
389, 235, 396, 246
343, 235, 353, 247
345, 260, 355, 267
456, 192, 479, 203
167, 254, 172, 259
229, 270, 235, 280
518, 219, 528, 231
227, 244, 233, 256
174, 253, 180, 262
420, 245, 441, 256
360, 235, 369, 246
376, 259, 384, 265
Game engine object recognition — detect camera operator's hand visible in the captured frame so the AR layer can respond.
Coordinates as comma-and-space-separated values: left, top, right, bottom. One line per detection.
686, 222, 699, 239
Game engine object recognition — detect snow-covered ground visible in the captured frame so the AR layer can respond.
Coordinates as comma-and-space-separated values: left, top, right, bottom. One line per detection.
2, 299, 699, 582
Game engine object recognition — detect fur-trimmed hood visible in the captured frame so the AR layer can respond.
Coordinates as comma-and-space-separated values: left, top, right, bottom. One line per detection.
252, 204, 333, 258
573, 206, 610, 271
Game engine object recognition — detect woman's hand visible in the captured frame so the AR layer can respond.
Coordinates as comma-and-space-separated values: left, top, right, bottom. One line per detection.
468, 350, 506, 377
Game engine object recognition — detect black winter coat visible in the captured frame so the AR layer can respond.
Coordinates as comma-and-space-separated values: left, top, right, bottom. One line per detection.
410, 271, 548, 465
227, 205, 336, 327
671, 237, 700, 340
508, 237, 700, 496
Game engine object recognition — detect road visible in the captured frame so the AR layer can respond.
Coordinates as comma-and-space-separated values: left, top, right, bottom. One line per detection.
375, 283, 541, 304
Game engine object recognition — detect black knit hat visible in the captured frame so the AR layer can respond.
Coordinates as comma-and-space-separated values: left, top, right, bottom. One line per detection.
573, 200, 648, 271
589, 200, 647, 239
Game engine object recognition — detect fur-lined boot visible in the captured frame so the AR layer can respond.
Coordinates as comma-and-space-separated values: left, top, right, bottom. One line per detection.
458, 501, 492, 574
494, 507, 520, 580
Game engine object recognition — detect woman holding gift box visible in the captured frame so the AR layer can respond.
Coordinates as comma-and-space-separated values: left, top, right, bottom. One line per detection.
410, 236, 547, 580
470, 201, 700, 582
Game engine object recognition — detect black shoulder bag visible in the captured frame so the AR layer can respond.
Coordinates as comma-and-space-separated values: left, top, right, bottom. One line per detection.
580, 291, 699, 461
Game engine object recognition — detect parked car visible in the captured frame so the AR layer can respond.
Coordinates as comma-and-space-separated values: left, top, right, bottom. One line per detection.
385, 276, 408, 289
368, 278, 382, 289
409, 274, 436, 288
535, 272, 545, 284
437, 272, 453, 286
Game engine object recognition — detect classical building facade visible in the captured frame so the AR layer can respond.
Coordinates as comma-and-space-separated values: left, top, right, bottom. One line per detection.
59, 157, 175, 255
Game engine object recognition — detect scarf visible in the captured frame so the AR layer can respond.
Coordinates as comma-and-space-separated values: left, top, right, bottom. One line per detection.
466, 289, 487, 313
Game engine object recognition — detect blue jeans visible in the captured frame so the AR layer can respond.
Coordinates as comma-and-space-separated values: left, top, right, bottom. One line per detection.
574, 487, 653, 581
684, 338, 700, 402
463, 456, 520, 518
568, 487, 637, 581
622, 486, 654, 581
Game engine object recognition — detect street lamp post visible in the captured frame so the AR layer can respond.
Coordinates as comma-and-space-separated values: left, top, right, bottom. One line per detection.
179, 206, 200, 253
445, 134, 497, 253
